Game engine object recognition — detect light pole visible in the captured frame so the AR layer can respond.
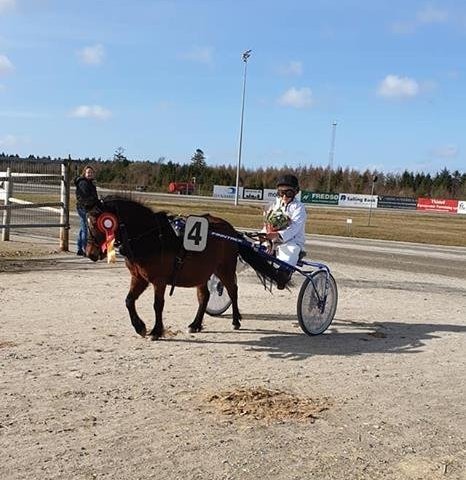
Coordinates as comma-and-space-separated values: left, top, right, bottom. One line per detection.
234, 49, 252, 206
367, 174, 378, 226
326, 121, 337, 192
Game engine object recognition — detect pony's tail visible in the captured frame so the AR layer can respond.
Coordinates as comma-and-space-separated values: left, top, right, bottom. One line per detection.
238, 241, 279, 283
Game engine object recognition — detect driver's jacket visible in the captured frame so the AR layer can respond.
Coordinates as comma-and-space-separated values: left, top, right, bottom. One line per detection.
264, 197, 307, 247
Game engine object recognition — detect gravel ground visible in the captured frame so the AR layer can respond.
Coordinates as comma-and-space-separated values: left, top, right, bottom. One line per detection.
0, 236, 465, 480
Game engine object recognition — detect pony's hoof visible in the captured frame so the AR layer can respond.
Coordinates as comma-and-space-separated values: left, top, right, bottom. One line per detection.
232, 324, 241, 330
137, 326, 147, 338
149, 329, 163, 340
187, 326, 202, 334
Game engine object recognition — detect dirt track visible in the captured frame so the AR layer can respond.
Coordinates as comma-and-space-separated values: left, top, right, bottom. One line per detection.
1, 242, 465, 479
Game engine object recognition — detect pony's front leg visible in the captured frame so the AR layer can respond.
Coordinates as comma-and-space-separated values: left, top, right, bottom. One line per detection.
149, 282, 167, 340
188, 284, 210, 333
125, 274, 149, 337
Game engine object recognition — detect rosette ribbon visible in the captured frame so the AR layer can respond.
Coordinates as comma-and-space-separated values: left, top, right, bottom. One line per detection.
97, 213, 118, 263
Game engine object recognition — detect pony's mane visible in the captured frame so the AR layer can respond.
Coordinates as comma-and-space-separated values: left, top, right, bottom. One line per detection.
100, 195, 177, 257
102, 195, 158, 219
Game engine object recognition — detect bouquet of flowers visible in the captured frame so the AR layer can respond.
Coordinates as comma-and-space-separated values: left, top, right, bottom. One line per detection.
264, 207, 291, 232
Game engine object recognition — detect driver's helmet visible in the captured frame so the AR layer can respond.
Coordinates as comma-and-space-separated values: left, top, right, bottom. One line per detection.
276, 174, 299, 192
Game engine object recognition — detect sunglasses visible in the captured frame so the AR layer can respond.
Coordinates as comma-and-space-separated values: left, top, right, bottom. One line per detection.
277, 188, 296, 198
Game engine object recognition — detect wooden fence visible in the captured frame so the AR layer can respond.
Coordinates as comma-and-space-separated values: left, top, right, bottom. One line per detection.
0, 161, 71, 251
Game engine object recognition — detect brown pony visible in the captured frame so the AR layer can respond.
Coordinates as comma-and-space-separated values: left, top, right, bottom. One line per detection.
85, 196, 279, 339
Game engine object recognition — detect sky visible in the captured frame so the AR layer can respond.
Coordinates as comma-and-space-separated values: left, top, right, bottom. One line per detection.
0, 0, 465, 174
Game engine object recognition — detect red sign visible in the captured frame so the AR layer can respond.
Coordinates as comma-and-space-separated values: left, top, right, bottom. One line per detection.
416, 197, 458, 214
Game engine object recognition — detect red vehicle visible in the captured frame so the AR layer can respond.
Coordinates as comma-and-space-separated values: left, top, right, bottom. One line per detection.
168, 181, 195, 195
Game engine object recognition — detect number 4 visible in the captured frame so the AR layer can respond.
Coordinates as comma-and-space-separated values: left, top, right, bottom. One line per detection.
187, 221, 202, 245
183, 216, 209, 252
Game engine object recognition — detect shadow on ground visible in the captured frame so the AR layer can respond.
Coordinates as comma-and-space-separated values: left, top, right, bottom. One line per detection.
168, 316, 466, 360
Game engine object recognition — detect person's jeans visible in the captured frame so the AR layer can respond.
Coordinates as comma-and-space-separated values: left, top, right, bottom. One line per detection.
77, 207, 88, 252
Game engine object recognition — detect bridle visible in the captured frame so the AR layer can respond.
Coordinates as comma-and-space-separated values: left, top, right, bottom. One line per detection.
86, 208, 119, 262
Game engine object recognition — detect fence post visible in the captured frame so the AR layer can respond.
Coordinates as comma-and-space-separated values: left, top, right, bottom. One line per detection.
60, 160, 71, 251
2, 167, 12, 241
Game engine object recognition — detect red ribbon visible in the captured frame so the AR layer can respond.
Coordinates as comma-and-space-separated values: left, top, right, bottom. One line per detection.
96, 213, 118, 254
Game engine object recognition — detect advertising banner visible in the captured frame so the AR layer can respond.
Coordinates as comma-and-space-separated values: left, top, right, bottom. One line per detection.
212, 185, 244, 199
457, 200, 466, 215
262, 189, 302, 203
377, 195, 417, 210
301, 191, 339, 205
243, 188, 263, 200
416, 197, 458, 214
263, 189, 278, 202
338, 193, 378, 209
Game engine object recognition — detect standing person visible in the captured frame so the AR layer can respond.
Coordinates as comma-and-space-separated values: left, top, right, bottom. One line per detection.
263, 174, 307, 289
75, 165, 99, 256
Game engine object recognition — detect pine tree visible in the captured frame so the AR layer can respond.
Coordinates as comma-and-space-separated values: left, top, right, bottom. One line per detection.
190, 149, 206, 171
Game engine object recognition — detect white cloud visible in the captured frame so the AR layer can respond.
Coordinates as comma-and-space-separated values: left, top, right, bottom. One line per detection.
70, 105, 111, 120
377, 75, 420, 99
77, 44, 105, 65
0, 134, 20, 148
0, 0, 15, 14
278, 87, 313, 109
0, 54, 14, 75
391, 5, 449, 34
431, 145, 459, 158
416, 5, 449, 24
181, 46, 213, 65
278, 61, 303, 76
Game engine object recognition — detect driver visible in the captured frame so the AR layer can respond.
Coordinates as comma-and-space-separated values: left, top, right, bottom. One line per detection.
263, 174, 307, 289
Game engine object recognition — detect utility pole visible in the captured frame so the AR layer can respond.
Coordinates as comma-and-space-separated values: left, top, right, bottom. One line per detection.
234, 49, 252, 206
326, 121, 337, 192
367, 175, 378, 226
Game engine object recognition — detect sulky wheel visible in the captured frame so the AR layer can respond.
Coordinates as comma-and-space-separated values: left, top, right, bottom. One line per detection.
297, 270, 338, 336
206, 274, 233, 316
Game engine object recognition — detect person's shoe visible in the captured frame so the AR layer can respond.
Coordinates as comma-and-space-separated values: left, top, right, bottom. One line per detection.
275, 269, 291, 290
76, 249, 85, 256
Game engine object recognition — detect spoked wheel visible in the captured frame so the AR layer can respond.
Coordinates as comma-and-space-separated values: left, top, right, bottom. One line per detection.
297, 270, 338, 336
206, 274, 233, 316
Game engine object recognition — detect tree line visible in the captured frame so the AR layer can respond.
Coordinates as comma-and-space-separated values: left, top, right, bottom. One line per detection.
1, 151, 465, 199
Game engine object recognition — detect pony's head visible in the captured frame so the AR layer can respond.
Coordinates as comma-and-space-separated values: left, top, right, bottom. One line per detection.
86, 200, 110, 262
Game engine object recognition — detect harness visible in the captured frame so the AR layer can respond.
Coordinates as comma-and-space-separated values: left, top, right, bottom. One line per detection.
167, 216, 187, 296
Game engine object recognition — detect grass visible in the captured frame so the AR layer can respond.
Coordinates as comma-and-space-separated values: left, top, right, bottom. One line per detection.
9, 193, 466, 247
147, 199, 466, 247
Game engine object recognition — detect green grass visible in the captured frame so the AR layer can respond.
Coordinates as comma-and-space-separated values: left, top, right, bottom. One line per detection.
10, 193, 466, 247
148, 199, 466, 247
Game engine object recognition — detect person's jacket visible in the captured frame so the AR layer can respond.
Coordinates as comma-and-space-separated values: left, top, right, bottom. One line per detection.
75, 176, 98, 210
